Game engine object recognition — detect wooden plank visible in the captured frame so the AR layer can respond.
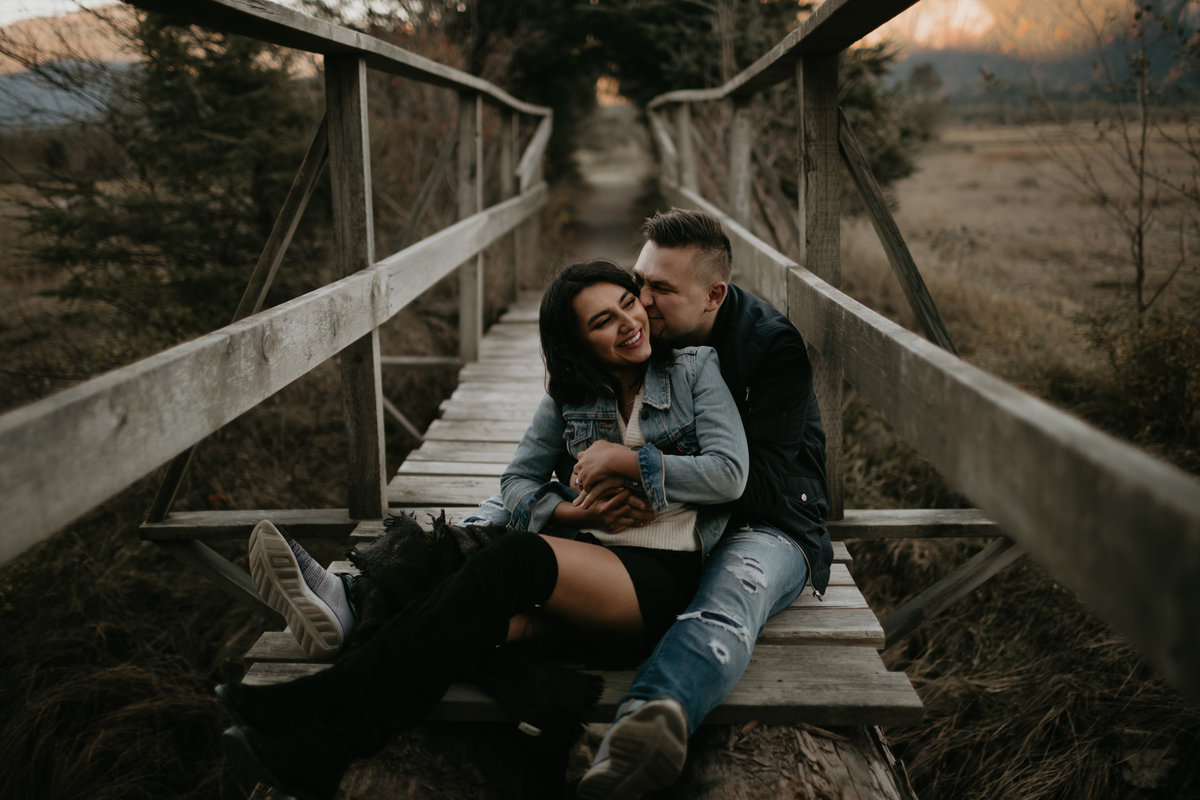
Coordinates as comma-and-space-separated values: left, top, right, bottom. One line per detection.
405, 440, 518, 463
729, 98, 753, 227
374, 185, 547, 320
327, 55, 386, 519
830, 508, 997, 538
516, 115, 553, 193
0, 187, 544, 565
140, 508, 358, 541
457, 92, 483, 364
646, 109, 680, 185
380, 355, 463, 369
798, 53, 844, 521
674, 104, 698, 193
647, 0, 921, 108
240, 643, 921, 726
127, 0, 551, 117
761, 607, 883, 647
397, 461, 507, 477
438, 404, 540, 422
423, 420, 531, 442
838, 109, 957, 355
501, 110, 519, 300
388, 474, 502, 505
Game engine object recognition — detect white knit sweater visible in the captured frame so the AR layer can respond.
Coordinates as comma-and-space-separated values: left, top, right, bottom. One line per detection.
584, 391, 700, 551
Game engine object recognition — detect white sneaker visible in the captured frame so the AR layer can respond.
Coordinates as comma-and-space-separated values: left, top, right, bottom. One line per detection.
577, 698, 688, 800
248, 520, 345, 659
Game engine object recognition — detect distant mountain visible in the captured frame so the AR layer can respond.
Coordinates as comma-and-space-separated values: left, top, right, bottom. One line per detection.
0, 4, 133, 128
0, 4, 134, 76
893, 47, 1105, 105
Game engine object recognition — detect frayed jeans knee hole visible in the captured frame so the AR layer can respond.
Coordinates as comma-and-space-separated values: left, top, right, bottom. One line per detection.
676, 610, 751, 647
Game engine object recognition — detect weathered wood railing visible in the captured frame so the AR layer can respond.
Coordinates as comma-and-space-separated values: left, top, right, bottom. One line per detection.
0, 0, 551, 619
645, 0, 1200, 702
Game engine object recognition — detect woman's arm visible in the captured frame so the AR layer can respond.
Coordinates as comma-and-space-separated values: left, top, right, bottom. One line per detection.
636, 347, 749, 511
500, 394, 576, 532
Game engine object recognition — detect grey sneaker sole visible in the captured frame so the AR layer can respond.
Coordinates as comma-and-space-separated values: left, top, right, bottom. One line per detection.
577, 699, 688, 800
249, 520, 343, 659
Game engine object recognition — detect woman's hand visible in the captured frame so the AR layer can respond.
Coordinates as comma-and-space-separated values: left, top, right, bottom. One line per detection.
571, 440, 636, 493
561, 483, 657, 533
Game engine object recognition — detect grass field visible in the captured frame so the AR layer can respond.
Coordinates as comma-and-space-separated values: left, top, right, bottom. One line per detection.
839, 120, 1200, 799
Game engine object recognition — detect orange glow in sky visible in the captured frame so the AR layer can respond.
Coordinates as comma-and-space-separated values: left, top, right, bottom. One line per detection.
867, 0, 1133, 56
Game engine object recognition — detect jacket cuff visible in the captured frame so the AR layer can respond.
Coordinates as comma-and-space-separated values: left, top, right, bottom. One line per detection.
509, 480, 577, 532
634, 442, 668, 511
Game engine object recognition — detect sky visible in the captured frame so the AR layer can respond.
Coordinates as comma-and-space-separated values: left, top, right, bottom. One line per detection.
0, 0, 1150, 55
0, 0, 113, 27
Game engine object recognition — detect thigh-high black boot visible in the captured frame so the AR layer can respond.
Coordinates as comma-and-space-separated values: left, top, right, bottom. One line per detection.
218, 534, 559, 797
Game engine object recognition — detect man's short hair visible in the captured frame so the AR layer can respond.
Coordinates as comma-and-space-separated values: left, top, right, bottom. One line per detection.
641, 208, 732, 283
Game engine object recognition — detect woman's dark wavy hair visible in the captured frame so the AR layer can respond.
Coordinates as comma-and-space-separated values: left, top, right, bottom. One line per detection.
540, 259, 665, 405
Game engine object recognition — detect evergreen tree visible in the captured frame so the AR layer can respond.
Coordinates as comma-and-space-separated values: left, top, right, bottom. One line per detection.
21, 13, 316, 341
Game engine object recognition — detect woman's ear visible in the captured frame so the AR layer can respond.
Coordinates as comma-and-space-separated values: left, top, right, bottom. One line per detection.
705, 281, 728, 312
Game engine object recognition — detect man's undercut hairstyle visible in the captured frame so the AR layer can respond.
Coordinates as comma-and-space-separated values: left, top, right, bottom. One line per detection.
540, 259, 641, 406
642, 208, 733, 283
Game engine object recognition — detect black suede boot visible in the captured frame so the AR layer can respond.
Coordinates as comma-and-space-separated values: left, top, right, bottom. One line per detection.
217, 534, 559, 743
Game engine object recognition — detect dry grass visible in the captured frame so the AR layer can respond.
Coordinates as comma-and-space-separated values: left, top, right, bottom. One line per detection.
840, 120, 1200, 799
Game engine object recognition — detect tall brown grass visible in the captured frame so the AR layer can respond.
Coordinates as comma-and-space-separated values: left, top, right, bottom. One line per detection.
840, 121, 1200, 799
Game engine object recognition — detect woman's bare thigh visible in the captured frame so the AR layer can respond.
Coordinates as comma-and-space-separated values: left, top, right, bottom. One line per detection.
533, 535, 643, 638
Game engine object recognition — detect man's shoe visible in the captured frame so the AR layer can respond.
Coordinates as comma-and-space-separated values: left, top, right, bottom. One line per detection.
249, 520, 346, 659
576, 698, 688, 800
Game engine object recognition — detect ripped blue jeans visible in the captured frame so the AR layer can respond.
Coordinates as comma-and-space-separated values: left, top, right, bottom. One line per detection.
619, 523, 809, 734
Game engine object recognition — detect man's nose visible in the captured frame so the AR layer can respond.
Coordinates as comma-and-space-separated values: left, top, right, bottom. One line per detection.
639, 286, 654, 307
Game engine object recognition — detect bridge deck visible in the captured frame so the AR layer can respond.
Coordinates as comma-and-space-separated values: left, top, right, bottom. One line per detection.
240, 293, 922, 727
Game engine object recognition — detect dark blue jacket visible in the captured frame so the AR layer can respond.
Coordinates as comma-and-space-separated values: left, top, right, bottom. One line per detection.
708, 284, 834, 594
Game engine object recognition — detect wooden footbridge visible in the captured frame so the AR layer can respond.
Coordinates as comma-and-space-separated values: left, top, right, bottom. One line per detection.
2, 0, 1199, 796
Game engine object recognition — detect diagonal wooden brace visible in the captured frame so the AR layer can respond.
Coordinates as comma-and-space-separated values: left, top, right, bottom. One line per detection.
882, 537, 1025, 647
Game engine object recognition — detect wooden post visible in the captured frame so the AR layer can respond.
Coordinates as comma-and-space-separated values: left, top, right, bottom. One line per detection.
326, 55, 387, 519
457, 92, 483, 362
500, 110, 518, 303
675, 103, 699, 193
797, 53, 844, 519
516, 119, 544, 292
729, 98, 754, 229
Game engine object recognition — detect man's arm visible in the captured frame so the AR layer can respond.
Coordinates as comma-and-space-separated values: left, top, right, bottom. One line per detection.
732, 330, 829, 530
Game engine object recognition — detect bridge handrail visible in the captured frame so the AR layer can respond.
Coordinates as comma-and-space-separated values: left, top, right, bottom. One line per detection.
647, 0, 919, 109
669, 186, 1200, 699
127, 0, 552, 119
0, 188, 545, 567
641, 0, 1200, 703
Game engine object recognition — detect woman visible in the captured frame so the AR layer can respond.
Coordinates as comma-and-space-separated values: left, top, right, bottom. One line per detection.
216, 260, 748, 799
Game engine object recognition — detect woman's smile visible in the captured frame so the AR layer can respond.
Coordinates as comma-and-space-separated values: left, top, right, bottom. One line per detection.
573, 282, 652, 370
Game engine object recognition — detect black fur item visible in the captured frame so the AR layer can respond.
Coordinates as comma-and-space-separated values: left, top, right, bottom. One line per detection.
345, 512, 508, 646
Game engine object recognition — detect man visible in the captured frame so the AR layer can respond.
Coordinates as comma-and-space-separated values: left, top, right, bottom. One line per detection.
574, 208, 832, 799
246, 208, 831, 797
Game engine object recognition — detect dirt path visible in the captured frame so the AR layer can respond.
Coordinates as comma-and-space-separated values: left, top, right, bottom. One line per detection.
564, 103, 657, 265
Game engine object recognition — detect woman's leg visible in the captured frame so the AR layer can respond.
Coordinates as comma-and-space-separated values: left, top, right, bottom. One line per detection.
535, 535, 644, 637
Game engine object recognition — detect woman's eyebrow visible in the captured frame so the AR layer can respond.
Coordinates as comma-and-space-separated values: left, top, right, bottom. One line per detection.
586, 308, 613, 326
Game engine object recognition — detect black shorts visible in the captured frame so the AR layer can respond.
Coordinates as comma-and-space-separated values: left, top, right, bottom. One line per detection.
603, 544, 702, 642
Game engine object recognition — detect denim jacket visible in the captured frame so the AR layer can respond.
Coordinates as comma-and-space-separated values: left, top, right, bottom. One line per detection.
500, 346, 749, 556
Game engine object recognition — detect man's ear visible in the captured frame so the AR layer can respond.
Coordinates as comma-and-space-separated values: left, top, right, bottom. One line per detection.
705, 281, 728, 312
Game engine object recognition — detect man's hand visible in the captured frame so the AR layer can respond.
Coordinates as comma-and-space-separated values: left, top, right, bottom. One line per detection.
573, 477, 657, 533
595, 489, 657, 533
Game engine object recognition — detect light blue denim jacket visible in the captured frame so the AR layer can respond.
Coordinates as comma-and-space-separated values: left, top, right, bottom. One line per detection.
500, 346, 749, 556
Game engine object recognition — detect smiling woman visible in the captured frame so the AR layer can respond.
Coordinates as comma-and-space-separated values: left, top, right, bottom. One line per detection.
217, 260, 749, 799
